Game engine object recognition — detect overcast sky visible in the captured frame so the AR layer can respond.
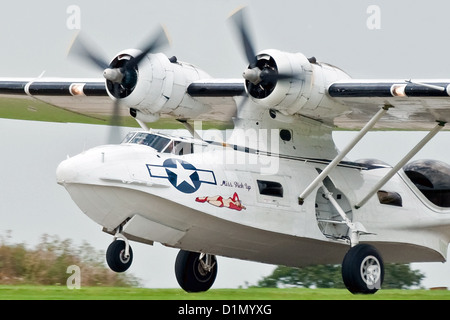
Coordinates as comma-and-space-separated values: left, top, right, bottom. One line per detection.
2, 0, 450, 289
2, 0, 450, 79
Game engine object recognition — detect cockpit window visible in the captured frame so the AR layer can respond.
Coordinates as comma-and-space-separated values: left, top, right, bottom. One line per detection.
122, 132, 136, 143
122, 132, 170, 152
150, 136, 171, 152
130, 132, 158, 146
122, 132, 194, 155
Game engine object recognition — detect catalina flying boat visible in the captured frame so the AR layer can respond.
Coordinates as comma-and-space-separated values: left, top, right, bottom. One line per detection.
2, 8, 450, 293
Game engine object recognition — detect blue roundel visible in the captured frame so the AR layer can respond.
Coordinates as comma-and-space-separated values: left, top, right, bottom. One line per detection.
163, 159, 201, 193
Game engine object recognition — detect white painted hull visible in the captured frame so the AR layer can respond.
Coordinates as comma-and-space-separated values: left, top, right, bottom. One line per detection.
56, 142, 450, 267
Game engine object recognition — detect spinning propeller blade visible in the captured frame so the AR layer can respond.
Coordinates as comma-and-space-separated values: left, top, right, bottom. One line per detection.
126, 26, 170, 70
68, 27, 170, 143
228, 7, 305, 104
229, 7, 257, 68
68, 33, 110, 71
229, 7, 296, 90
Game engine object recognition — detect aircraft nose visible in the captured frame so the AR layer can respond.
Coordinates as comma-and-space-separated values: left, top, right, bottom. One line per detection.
56, 157, 78, 185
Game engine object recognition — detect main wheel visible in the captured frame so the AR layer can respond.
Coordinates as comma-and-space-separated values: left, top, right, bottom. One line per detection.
106, 240, 133, 273
175, 250, 218, 293
342, 243, 384, 294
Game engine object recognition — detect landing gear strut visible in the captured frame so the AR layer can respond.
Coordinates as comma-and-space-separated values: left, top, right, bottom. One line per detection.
175, 250, 218, 292
342, 243, 384, 294
317, 183, 383, 294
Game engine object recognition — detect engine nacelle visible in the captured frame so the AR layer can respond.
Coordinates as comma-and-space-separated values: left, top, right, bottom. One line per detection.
245, 49, 351, 116
106, 50, 211, 122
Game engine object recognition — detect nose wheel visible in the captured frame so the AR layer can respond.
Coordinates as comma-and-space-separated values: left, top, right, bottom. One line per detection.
106, 239, 133, 273
175, 250, 218, 292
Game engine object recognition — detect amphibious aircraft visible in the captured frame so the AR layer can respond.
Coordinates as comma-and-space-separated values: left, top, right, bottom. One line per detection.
2, 8, 450, 294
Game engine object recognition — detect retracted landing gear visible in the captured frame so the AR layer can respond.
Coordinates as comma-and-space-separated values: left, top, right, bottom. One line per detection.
342, 243, 384, 294
175, 250, 218, 292
106, 232, 133, 273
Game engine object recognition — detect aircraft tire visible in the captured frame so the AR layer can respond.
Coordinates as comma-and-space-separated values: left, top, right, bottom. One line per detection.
106, 240, 133, 273
341, 243, 384, 294
175, 250, 217, 293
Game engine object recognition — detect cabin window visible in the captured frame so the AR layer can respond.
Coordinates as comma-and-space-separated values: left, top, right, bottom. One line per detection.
257, 180, 283, 198
162, 141, 194, 154
377, 190, 402, 207
174, 141, 194, 155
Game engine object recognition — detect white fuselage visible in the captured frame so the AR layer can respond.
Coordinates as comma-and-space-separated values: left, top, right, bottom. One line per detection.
56, 132, 450, 268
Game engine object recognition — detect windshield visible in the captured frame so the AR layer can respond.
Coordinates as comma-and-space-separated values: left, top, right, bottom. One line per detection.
122, 132, 195, 154
122, 132, 171, 152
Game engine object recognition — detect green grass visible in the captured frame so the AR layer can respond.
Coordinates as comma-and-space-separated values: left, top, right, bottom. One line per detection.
0, 286, 449, 300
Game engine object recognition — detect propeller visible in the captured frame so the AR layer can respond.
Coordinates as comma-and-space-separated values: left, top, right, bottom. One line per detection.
229, 7, 297, 99
68, 26, 170, 143
229, 7, 257, 69
68, 32, 110, 72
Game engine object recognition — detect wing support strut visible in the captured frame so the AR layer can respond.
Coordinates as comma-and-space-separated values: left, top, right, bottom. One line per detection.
177, 119, 203, 140
298, 105, 391, 205
355, 120, 446, 209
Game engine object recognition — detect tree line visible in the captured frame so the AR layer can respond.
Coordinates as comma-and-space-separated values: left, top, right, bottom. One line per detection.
256, 263, 425, 289
0, 232, 140, 287
0, 231, 426, 289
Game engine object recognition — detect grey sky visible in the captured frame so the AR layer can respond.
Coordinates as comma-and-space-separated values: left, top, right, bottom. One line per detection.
1, 0, 450, 289
2, 1, 450, 79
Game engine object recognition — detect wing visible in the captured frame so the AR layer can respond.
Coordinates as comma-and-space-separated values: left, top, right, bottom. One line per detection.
186, 79, 244, 122
187, 78, 450, 130
0, 77, 245, 126
328, 79, 450, 130
0, 77, 116, 124
2, 76, 450, 131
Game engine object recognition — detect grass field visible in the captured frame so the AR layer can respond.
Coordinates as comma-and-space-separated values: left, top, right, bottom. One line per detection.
1, 286, 449, 300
